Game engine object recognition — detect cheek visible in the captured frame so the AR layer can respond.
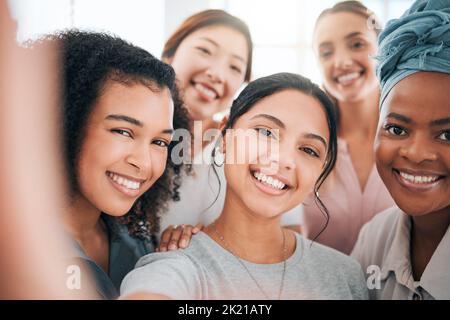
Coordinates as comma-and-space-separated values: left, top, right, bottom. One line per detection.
375, 140, 394, 166
223, 76, 244, 100
299, 160, 323, 193
152, 150, 169, 179
355, 51, 377, 72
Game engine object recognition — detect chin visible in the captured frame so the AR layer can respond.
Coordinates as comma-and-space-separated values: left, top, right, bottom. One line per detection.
101, 202, 134, 217
390, 194, 435, 216
245, 200, 285, 220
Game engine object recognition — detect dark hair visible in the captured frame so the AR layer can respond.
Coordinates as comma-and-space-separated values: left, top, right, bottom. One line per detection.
162, 9, 253, 82
51, 30, 190, 240
314, 1, 382, 129
213, 73, 338, 236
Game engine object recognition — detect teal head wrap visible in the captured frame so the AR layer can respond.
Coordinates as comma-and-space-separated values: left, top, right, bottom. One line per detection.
376, 0, 450, 108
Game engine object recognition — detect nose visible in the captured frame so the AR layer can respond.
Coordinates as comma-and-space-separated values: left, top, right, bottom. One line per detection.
399, 134, 438, 164
205, 59, 226, 84
125, 143, 152, 175
333, 49, 354, 70
266, 140, 296, 173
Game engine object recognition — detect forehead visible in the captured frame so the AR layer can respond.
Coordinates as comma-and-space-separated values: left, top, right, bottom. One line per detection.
314, 12, 373, 44
91, 81, 174, 125
182, 25, 248, 57
382, 72, 450, 122
237, 89, 329, 135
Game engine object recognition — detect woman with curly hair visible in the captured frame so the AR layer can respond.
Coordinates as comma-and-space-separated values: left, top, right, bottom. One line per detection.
54, 30, 190, 299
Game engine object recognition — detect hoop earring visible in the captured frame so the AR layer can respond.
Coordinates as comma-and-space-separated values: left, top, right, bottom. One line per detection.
213, 147, 225, 167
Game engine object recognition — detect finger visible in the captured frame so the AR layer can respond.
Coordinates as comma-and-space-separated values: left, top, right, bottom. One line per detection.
178, 225, 194, 248
192, 223, 204, 234
168, 224, 185, 251
158, 225, 175, 252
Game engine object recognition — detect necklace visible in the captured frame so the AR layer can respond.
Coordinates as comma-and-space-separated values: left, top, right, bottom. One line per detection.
211, 222, 287, 300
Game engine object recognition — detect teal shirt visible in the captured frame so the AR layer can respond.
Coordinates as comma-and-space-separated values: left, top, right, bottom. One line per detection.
70, 216, 154, 299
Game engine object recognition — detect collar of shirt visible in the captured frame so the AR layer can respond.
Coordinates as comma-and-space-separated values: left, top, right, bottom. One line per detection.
380, 211, 450, 299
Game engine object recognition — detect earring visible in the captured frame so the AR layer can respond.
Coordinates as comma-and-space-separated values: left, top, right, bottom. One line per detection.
213, 147, 225, 167
315, 190, 320, 199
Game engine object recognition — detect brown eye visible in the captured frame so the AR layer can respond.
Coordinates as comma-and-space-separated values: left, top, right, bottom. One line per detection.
255, 127, 274, 138
438, 131, 450, 141
386, 125, 406, 136
351, 41, 364, 49
152, 139, 170, 148
112, 129, 132, 138
196, 47, 211, 55
300, 147, 319, 158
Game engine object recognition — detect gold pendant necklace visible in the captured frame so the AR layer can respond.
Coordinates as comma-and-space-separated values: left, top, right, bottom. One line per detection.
211, 222, 287, 300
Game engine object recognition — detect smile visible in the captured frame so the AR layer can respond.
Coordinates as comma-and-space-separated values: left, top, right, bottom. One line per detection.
192, 82, 219, 101
251, 170, 291, 196
106, 171, 145, 197
334, 70, 364, 86
399, 171, 440, 184
393, 169, 446, 192
253, 171, 286, 190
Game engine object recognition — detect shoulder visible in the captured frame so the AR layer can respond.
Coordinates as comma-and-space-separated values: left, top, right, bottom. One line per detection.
297, 234, 368, 299
120, 232, 217, 299
353, 206, 402, 252
351, 206, 403, 268
300, 234, 362, 274
132, 232, 218, 274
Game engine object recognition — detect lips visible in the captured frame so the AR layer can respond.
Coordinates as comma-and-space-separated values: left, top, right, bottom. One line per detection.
191, 81, 219, 101
106, 171, 146, 197
334, 70, 364, 86
250, 169, 292, 196
393, 168, 446, 192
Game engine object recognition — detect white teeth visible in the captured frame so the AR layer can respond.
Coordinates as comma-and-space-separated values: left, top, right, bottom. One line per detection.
399, 171, 439, 184
253, 171, 286, 190
108, 172, 141, 190
337, 72, 360, 83
195, 83, 217, 99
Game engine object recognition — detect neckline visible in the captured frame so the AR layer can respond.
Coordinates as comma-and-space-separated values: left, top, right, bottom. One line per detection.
196, 231, 303, 268
337, 137, 378, 194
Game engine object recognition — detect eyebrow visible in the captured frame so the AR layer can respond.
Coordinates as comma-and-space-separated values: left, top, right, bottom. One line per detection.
386, 112, 414, 124
430, 117, 450, 127
304, 133, 328, 149
386, 113, 450, 127
105, 114, 173, 134
318, 31, 364, 48
199, 37, 246, 63
250, 114, 327, 148
250, 114, 285, 129
344, 32, 363, 40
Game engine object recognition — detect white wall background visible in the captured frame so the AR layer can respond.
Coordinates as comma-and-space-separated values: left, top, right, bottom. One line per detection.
8, 0, 414, 83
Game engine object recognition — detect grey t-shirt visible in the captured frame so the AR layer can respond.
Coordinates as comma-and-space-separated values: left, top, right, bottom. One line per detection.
121, 232, 368, 300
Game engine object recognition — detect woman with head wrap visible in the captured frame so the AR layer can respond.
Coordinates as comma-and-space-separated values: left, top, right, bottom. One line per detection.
352, 0, 450, 300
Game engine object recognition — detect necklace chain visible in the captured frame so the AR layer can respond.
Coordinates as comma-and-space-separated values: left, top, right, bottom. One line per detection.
211, 222, 287, 300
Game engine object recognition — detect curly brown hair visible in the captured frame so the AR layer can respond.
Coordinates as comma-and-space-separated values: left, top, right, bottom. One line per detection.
53, 30, 191, 240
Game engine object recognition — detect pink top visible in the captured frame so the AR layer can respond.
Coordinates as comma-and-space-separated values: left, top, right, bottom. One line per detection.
302, 138, 395, 255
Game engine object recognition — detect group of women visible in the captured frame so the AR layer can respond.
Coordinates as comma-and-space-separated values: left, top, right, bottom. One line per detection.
37, 0, 449, 300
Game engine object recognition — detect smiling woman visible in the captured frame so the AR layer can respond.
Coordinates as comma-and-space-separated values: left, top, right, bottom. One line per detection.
302, 1, 395, 255
120, 73, 369, 300
40, 30, 191, 299
351, 0, 450, 300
